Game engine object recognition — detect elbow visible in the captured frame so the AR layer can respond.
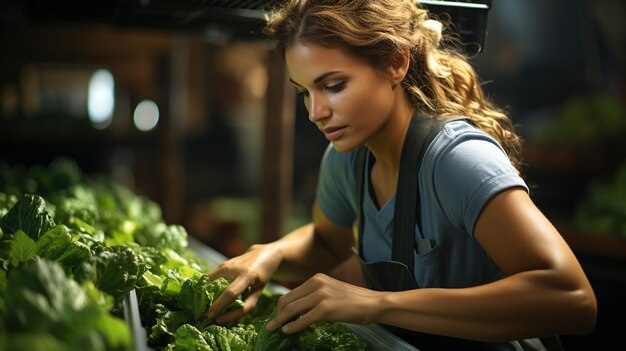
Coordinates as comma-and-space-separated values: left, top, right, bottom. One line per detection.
568, 286, 597, 336
579, 293, 598, 335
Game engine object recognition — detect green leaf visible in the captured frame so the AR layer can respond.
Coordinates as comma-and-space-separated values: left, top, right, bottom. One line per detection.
253, 323, 298, 351
178, 276, 211, 321
128, 244, 168, 275
0, 194, 55, 240
81, 280, 114, 310
47, 157, 82, 191
208, 277, 245, 311
160, 269, 183, 297
0, 192, 18, 218
4, 332, 66, 351
74, 245, 146, 301
203, 324, 255, 351
36, 225, 72, 258
134, 222, 188, 254
6, 258, 86, 331
91, 311, 132, 350
5, 258, 131, 351
37, 225, 92, 270
177, 265, 203, 281
142, 271, 164, 288
253, 307, 298, 351
52, 195, 97, 235
174, 324, 214, 351
9, 230, 37, 268
0, 269, 7, 313
148, 308, 192, 347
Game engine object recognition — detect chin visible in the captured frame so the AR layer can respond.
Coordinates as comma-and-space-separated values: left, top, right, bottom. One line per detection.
330, 140, 360, 153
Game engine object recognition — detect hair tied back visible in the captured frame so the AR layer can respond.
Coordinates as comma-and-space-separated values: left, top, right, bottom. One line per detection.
422, 19, 443, 47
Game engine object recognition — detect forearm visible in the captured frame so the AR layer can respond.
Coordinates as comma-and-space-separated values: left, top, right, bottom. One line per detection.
373, 270, 597, 341
261, 223, 341, 282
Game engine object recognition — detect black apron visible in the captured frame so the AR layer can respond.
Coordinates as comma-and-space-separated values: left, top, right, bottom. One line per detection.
352, 114, 563, 351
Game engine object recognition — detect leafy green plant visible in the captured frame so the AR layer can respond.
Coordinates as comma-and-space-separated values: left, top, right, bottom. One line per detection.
574, 162, 626, 236
0, 194, 55, 241
3, 258, 130, 351
534, 95, 626, 146
0, 158, 367, 351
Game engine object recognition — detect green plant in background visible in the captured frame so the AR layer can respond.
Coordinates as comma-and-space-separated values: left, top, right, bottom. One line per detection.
535, 94, 626, 146
0, 158, 366, 351
574, 162, 626, 237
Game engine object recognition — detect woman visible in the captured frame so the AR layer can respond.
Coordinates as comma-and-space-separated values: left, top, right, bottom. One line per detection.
207, 0, 597, 349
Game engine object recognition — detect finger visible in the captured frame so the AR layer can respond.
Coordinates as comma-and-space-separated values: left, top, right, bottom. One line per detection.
266, 293, 314, 332
273, 280, 313, 310
207, 269, 220, 281
215, 288, 263, 324
207, 275, 254, 319
270, 295, 322, 334
242, 287, 263, 314
207, 264, 232, 281
267, 275, 334, 332
282, 308, 320, 334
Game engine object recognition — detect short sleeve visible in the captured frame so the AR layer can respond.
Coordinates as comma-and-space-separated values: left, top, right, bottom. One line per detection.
315, 144, 357, 228
433, 135, 528, 237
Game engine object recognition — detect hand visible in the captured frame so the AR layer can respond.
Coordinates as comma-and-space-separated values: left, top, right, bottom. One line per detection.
207, 243, 282, 323
265, 273, 383, 334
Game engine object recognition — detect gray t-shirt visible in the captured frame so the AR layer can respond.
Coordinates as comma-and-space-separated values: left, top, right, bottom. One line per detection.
316, 120, 528, 288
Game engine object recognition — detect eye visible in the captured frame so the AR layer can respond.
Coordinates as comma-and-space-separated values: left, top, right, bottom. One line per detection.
326, 81, 345, 93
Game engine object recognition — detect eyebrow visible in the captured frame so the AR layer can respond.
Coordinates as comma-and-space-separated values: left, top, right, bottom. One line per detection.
289, 71, 341, 86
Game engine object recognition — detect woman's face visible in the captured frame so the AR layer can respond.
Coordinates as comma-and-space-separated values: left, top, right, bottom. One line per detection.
285, 42, 398, 152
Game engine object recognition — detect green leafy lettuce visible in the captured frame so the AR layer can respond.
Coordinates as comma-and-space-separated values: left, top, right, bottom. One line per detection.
3, 258, 130, 351
0, 194, 55, 241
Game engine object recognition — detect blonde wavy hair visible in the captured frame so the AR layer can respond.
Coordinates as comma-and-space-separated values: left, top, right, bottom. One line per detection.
264, 0, 523, 173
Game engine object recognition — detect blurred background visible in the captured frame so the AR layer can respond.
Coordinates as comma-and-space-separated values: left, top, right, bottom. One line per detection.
0, 0, 624, 350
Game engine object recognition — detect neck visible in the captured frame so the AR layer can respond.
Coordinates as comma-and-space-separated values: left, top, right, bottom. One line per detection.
366, 90, 415, 177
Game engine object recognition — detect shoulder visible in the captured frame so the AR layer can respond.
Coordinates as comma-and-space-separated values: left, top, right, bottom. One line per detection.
320, 143, 360, 174
423, 119, 528, 235
316, 143, 361, 228
318, 143, 362, 197
318, 143, 365, 196
428, 119, 512, 167
441, 119, 502, 148
424, 118, 523, 198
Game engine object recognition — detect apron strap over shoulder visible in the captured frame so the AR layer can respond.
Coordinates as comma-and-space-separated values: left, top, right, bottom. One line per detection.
354, 146, 368, 255
393, 116, 439, 274
355, 114, 470, 274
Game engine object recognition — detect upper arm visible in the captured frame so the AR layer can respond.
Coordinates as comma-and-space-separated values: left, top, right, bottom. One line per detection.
474, 187, 580, 277
312, 144, 358, 262
475, 188, 598, 335
312, 201, 355, 263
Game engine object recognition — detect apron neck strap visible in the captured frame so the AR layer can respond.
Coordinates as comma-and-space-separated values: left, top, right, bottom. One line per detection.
355, 114, 469, 274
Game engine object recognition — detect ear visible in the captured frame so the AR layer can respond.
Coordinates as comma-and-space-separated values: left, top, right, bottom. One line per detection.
386, 48, 410, 88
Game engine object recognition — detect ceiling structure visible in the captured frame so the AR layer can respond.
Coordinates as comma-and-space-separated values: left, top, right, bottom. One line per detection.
1, 0, 491, 52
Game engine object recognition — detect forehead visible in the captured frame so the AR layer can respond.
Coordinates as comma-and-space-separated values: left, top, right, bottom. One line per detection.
285, 43, 376, 85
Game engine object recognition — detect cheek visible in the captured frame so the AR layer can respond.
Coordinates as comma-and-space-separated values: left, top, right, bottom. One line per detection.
349, 78, 394, 123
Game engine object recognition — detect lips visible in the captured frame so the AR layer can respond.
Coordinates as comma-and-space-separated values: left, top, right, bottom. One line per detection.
322, 126, 346, 141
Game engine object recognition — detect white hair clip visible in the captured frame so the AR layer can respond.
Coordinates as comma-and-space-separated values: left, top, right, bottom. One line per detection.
422, 19, 443, 46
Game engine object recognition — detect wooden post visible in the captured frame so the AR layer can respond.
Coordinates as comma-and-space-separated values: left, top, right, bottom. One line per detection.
260, 48, 295, 243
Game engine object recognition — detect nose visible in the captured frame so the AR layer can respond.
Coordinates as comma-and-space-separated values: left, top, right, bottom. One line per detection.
307, 92, 331, 123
